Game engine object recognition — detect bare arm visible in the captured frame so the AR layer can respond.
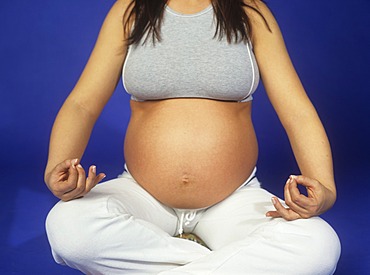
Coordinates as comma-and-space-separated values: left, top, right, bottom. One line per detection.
248, 1, 336, 219
45, 0, 131, 200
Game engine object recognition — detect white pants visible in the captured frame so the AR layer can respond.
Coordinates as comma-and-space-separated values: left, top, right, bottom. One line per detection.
46, 169, 340, 274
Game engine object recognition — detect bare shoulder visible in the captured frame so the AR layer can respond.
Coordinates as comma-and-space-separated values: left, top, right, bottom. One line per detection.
243, 0, 274, 21
114, 0, 133, 11
242, 1, 311, 122
66, 0, 134, 111
108, 0, 133, 19
243, 0, 280, 42
93, 0, 133, 49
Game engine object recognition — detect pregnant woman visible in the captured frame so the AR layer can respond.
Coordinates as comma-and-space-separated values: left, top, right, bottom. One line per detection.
45, 0, 340, 274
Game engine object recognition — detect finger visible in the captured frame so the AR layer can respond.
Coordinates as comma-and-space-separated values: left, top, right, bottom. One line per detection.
287, 176, 312, 209
50, 159, 78, 184
73, 164, 87, 197
52, 163, 77, 196
283, 178, 304, 213
285, 181, 313, 219
266, 210, 281, 218
87, 166, 106, 184
96, 173, 107, 183
75, 165, 106, 197
270, 197, 300, 221
294, 175, 328, 216
62, 164, 86, 201
292, 175, 323, 203
284, 177, 293, 204
85, 165, 99, 193
88, 165, 96, 179
54, 158, 78, 174
293, 175, 318, 188
65, 162, 79, 189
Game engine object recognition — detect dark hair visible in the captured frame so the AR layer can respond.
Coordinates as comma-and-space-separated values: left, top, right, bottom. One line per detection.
123, 0, 270, 45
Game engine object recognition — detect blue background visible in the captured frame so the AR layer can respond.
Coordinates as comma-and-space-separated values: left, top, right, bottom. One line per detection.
1, 0, 369, 274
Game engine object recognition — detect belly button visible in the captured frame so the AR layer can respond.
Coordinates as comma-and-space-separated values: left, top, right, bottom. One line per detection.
181, 174, 191, 185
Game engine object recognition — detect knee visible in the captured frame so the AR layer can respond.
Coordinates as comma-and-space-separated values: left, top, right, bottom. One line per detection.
46, 199, 109, 264
46, 201, 87, 263
289, 217, 341, 274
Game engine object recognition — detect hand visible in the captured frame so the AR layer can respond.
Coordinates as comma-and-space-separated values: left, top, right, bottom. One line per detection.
266, 175, 336, 221
45, 159, 106, 201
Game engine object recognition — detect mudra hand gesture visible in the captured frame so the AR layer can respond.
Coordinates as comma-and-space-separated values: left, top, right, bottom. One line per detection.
266, 175, 336, 221
45, 159, 106, 201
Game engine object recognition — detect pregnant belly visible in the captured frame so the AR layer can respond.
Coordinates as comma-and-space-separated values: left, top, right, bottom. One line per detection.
124, 99, 258, 208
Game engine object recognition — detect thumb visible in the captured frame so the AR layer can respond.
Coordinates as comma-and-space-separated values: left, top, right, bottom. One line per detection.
54, 158, 79, 173
293, 175, 317, 188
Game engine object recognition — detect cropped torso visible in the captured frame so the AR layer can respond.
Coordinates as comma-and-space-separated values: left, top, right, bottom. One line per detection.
122, 5, 260, 209
122, 5, 259, 102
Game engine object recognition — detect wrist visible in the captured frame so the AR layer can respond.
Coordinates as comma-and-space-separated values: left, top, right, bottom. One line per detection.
44, 170, 52, 185
321, 186, 337, 214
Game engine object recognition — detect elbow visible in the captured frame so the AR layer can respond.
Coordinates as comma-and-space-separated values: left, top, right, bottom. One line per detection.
65, 96, 101, 122
280, 108, 317, 131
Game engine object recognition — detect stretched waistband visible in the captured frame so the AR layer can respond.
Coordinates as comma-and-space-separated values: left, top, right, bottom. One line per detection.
173, 168, 258, 236
121, 164, 259, 235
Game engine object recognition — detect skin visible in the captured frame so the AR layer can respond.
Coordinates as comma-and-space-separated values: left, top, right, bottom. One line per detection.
44, 0, 336, 220
124, 99, 258, 208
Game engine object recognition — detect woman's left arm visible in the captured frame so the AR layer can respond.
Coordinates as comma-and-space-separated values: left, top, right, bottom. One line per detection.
248, 1, 336, 220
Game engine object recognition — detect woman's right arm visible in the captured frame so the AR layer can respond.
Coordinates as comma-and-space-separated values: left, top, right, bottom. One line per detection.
44, 0, 131, 201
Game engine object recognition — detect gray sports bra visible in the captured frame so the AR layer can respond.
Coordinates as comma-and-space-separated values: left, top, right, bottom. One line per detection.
122, 5, 260, 102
